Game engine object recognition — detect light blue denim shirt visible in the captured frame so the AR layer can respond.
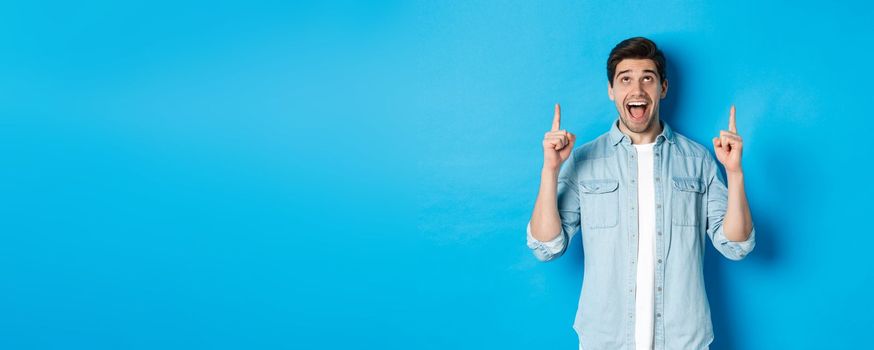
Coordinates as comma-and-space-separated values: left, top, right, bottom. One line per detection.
526, 119, 755, 350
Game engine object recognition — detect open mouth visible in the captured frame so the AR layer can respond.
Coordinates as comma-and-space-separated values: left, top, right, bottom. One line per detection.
625, 100, 648, 121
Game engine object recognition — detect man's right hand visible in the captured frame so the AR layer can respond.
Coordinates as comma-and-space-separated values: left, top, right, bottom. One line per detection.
542, 103, 576, 171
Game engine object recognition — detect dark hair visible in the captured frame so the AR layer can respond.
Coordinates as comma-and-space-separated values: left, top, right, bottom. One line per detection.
607, 37, 666, 87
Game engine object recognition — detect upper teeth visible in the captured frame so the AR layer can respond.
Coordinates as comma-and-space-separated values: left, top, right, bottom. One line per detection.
628, 102, 647, 106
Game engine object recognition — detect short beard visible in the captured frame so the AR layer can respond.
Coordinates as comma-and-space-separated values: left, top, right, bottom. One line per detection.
619, 112, 657, 134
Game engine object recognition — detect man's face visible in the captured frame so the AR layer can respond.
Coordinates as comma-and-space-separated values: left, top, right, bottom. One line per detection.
608, 58, 668, 134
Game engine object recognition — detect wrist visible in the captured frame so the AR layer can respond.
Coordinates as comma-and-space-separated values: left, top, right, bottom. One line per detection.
541, 166, 559, 177
726, 169, 744, 181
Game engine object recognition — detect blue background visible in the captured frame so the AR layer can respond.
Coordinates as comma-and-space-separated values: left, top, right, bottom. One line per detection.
1, 1, 871, 349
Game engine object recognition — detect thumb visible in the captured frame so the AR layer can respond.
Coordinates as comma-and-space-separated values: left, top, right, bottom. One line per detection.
568, 132, 577, 145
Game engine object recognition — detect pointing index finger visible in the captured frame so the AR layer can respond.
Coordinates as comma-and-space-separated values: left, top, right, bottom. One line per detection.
729, 105, 737, 133
552, 103, 561, 131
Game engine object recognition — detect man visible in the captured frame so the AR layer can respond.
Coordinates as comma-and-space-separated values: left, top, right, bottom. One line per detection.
526, 37, 755, 350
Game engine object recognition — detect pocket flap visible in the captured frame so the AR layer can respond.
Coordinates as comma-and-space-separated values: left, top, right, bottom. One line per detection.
580, 180, 619, 194
672, 177, 704, 193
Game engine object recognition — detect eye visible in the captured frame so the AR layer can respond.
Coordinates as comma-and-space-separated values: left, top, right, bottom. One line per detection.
621, 76, 630, 83
643, 76, 653, 82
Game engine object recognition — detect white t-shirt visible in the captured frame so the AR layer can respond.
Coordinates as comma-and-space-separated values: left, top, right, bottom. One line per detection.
633, 142, 656, 350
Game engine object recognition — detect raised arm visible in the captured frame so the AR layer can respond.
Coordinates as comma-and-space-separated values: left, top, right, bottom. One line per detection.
527, 104, 579, 261
712, 105, 753, 241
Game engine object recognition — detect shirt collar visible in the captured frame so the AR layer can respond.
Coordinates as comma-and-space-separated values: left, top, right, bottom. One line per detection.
609, 118, 676, 146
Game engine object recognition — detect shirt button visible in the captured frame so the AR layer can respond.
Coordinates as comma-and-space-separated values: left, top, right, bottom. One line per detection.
631, 179, 636, 183
656, 313, 661, 318
658, 259, 662, 264
656, 204, 662, 209
658, 286, 662, 291
657, 231, 662, 236
655, 177, 660, 182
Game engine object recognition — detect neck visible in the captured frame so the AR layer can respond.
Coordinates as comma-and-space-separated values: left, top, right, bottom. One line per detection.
619, 117, 662, 144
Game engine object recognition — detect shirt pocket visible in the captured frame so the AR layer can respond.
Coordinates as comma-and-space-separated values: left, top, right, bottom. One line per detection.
579, 179, 620, 229
671, 177, 705, 227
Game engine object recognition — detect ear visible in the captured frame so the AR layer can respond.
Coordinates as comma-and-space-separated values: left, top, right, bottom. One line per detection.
660, 78, 669, 99
608, 82, 614, 101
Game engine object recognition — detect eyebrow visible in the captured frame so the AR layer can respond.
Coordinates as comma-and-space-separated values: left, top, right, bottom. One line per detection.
616, 69, 658, 78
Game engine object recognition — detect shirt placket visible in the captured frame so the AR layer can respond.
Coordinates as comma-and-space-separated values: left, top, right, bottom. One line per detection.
653, 138, 666, 350
625, 141, 639, 347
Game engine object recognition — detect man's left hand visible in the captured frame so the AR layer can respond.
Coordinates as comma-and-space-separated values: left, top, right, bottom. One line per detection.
712, 105, 743, 174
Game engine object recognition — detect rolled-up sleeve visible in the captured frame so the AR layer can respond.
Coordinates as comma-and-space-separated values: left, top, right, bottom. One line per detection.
525, 153, 581, 262
526, 221, 566, 261
704, 153, 756, 261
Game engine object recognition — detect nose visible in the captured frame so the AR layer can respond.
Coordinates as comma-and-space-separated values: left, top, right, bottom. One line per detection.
631, 80, 645, 94
627, 81, 646, 100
